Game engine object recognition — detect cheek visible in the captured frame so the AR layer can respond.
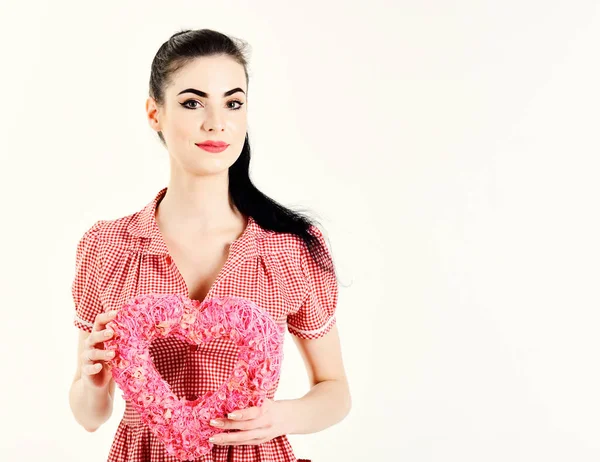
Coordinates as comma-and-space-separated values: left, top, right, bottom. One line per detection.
227, 116, 247, 135
172, 117, 194, 141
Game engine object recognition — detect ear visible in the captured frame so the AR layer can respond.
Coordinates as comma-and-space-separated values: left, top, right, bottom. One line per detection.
146, 97, 161, 132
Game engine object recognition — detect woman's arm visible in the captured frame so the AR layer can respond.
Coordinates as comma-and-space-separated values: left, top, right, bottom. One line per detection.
278, 324, 352, 435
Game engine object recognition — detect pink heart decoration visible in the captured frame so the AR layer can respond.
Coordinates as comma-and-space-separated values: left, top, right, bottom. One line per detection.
103, 294, 284, 461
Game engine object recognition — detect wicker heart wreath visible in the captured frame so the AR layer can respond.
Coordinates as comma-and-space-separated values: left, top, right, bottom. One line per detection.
103, 294, 284, 461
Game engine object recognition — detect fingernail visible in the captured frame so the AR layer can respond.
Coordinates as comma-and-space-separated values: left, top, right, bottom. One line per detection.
105, 330, 113, 337
109, 310, 118, 316
209, 437, 216, 443
106, 351, 115, 357
228, 413, 239, 419
210, 419, 223, 427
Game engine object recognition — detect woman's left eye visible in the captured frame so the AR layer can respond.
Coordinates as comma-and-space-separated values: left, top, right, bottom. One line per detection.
181, 100, 244, 110
228, 100, 244, 110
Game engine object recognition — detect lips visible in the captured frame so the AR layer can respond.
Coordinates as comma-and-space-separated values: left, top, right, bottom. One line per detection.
196, 141, 229, 153
196, 141, 228, 147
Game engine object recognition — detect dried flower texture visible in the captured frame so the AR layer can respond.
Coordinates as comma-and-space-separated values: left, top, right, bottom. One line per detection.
103, 294, 284, 461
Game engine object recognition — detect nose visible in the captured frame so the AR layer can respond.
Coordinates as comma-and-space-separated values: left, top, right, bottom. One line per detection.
203, 107, 226, 132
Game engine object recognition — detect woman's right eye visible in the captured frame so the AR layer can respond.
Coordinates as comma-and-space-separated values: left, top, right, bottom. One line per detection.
181, 100, 201, 109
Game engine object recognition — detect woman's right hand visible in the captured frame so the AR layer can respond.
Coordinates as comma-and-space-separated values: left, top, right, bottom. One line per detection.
81, 310, 118, 390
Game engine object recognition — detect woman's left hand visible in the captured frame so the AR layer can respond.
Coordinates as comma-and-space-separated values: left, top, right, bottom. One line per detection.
209, 398, 288, 446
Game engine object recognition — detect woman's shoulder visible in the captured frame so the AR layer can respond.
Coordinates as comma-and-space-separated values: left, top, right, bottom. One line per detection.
255, 223, 326, 271
78, 210, 143, 251
259, 223, 323, 249
255, 224, 313, 257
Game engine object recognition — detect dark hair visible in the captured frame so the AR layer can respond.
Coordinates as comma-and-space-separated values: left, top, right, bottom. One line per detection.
148, 28, 337, 280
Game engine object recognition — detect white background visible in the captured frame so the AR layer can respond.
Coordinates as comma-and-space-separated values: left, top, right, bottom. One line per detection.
0, 1, 599, 461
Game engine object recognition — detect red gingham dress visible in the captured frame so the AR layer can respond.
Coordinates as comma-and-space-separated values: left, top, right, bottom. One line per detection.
72, 186, 338, 462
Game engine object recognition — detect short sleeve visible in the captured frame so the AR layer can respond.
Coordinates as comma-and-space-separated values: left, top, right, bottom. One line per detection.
71, 221, 105, 332
287, 225, 338, 340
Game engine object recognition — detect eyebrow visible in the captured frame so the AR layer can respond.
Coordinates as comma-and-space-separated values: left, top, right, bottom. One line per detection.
177, 87, 246, 98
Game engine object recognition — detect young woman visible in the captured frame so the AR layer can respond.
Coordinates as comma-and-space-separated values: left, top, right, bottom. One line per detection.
68, 29, 351, 462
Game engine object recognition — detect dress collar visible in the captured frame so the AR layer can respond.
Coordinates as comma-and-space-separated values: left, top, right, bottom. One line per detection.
126, 187, 260, 257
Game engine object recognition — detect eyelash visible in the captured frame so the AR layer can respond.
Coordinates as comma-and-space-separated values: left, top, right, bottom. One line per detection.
180, 99, 244, 111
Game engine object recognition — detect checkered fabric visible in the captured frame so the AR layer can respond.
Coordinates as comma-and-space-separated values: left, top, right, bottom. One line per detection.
71, 187, 338, 462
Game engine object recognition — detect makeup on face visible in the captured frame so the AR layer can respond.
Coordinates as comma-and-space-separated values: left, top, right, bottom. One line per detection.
177, 87, 246, 98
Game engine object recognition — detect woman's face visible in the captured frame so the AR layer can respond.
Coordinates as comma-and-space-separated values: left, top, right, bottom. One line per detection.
146, 55, 248, 175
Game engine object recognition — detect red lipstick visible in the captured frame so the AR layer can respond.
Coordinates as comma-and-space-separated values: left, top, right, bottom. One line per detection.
196, 141, 229, 153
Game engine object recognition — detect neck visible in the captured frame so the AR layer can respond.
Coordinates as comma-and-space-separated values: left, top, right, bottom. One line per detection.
156, 174, 243, 235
